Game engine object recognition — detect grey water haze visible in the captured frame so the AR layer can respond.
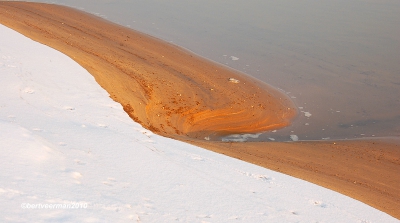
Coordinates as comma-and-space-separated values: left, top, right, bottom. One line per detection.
30, 0, 400, 141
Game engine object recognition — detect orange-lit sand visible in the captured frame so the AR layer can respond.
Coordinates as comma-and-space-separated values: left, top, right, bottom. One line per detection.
0, 1, 295, 139
1, 2, 399, 219
185, 138, 400, 219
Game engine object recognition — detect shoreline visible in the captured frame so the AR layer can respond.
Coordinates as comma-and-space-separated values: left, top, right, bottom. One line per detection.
0, 1, 296, 140
1, 1, 399, 219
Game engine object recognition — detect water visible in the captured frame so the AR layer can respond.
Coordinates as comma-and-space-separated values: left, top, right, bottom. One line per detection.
33, 0, 400, 141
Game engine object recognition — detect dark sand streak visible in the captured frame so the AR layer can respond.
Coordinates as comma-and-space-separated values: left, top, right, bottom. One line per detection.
0, 1, 399, 219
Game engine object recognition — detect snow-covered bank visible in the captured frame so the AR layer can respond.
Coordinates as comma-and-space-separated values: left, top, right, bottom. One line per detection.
0, 24, 397, 222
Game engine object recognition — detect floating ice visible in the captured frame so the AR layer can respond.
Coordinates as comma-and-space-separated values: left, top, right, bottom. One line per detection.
304, 112, 312, 117
290, 135, 299, 141
222, 133, 262, 142
230, 56, 239, 61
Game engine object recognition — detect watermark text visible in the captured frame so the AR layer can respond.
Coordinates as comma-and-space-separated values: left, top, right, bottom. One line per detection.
21, 203, 87, 209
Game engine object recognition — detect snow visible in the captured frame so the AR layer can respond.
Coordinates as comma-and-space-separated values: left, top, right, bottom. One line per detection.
0, 24, 397, 222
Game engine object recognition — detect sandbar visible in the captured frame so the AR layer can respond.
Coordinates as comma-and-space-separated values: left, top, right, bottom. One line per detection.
0, 1, 399, 219
0, 1, 295, 139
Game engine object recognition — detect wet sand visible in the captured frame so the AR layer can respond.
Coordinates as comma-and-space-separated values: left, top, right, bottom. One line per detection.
1, 2, 399, 219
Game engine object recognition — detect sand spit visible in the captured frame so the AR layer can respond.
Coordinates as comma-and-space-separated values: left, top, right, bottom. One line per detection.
1, 1, 399, 219
0, 1, 295, 139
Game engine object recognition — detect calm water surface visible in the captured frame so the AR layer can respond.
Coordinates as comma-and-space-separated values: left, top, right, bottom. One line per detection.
33, 0, 400, 141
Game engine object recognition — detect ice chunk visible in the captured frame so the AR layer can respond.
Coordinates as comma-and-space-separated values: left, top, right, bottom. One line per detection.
290, 135, 299, 141
222, 133, 262, 142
